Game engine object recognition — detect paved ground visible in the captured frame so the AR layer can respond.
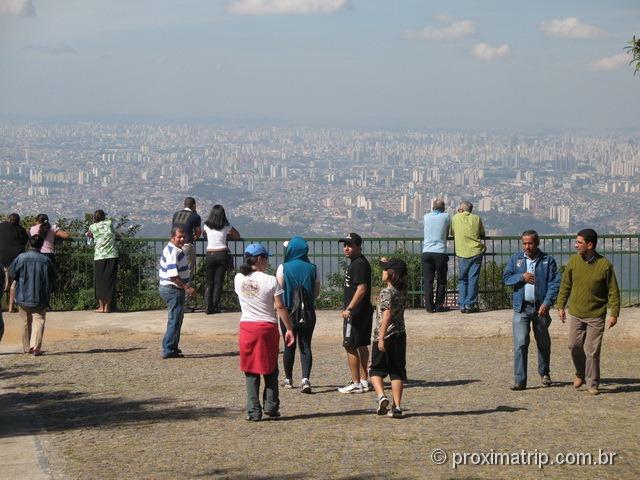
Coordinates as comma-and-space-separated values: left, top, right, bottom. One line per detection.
1, 308, 639, 479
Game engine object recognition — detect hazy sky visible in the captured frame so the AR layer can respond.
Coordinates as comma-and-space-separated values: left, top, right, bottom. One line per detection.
1, 0, 639, 130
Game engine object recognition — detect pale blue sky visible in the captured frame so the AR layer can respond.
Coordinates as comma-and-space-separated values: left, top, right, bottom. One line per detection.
0, 0, 638, 130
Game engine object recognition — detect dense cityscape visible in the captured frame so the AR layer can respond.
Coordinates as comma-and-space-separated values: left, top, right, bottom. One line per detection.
1, 122, 639, 237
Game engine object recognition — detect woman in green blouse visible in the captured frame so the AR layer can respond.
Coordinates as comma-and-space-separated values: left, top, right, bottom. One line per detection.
87, 210, 118, 313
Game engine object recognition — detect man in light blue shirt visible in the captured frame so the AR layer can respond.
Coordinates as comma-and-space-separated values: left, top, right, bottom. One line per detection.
422, 199, 450, 313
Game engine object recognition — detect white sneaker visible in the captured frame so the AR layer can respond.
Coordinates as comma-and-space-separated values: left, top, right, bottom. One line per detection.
283, 378, 292, 389
301, 378, 312, 394
376, 396, 389, 415
388, 405, 403, 418
360, 379, 371, 392
338, 381, 364, 394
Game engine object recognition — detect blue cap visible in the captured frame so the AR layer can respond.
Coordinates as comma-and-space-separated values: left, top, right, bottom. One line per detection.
244, 243, 270, 257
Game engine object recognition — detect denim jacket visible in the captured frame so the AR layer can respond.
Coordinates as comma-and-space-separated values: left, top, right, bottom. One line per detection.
9, 250, 55, 309
503, 250, 560, 312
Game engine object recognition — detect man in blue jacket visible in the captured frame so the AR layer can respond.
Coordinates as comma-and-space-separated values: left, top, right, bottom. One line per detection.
503, 230, 560, 390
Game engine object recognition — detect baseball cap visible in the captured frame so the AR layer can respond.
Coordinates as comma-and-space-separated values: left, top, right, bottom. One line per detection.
244, 243, 270, 257
379, 257, 408, 276
338, 232, 363, 246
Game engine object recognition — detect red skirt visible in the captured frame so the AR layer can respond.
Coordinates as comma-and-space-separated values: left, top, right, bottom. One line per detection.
239, 321, 280, 375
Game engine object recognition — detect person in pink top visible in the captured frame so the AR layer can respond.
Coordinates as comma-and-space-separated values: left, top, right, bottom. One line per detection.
29, 214, 70, 261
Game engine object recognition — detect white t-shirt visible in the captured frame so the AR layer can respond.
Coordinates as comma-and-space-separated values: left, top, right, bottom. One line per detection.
204, 224, 232, 250
234, 271, 283, 324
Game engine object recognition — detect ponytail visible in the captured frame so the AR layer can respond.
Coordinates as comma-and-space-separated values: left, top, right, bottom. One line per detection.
36, 214, 51, 239
240, 256, 260, 276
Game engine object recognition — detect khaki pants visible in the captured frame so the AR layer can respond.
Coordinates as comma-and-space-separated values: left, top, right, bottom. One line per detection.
21, 306, 46, 353
568, 314, 605, 388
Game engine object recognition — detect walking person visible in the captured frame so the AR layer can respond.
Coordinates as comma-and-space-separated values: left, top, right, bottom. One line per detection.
87, 210, 118, 313
276, 236, 321, 393
422, 198, 450, 313
556, 229, 620, 396
159, 227, 195, 359
0, 213, 29, 313
371, 258, 408, 418
10, 235, 55, 356
29, 214, 71, 262
202, 205, 240, 314
503, 230, 561, 390
235, 244, 295, 421
338, 233, 374, 394
451, 201, 486, 313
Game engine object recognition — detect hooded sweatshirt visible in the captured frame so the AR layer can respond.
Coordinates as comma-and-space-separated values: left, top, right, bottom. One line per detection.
282, 236, 317, 309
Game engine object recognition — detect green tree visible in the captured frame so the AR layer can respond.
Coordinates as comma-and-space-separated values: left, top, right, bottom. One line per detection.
625, 35, 640, 76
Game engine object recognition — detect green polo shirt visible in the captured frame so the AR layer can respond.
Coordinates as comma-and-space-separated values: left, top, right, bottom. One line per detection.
451, 212, 486, 258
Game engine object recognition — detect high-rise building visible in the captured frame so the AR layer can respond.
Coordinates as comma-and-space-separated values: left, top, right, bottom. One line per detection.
412, 193, 423, 221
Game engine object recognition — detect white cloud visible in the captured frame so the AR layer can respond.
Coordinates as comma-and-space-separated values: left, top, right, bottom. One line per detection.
539, 17, 606, 38
0, 0, 36, 17
471, 43, 510, 61
404, 19, 475, 41
227, 0, 349, 15
588, 53, 631, 71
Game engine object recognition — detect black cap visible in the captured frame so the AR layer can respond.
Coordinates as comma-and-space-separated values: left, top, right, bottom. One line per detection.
338, 232, 362, 246
379, 258, 408, 276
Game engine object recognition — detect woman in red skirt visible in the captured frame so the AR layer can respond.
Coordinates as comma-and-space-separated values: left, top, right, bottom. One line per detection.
235, 243, 295, 421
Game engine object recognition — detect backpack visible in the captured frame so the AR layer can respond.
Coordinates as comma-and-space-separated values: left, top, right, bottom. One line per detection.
289, 284, 316, 330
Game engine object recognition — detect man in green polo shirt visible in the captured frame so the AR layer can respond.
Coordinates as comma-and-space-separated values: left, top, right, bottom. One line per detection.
451, 201, 486, 313
556, 228, 620, 396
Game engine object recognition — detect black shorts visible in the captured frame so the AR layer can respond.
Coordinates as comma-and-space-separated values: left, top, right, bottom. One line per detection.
343, 311, 373, 348
370, 333, 407, 381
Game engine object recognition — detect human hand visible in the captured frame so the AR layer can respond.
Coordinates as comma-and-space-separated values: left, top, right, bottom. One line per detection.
523, 272, 535, 284
341, 309, 351, 320
378, 338, 386, 352
538, 304, 549, 317
285, 329, 296, 347
557, 308, 566, 323
608, 317, 618, 329
185, 286, 195, 297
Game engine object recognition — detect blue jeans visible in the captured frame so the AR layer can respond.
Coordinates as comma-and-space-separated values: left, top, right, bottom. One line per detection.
457, 254, 482, 308
245, 369, 280, 420
512, 303, 552, 386
159, 285, 185, 357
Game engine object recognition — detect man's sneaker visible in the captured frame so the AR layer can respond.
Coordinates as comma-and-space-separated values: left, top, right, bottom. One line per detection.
587, 386, 599, 396
338, 381, 364, 394
300, 378, 312, 394
264, 410, 281, 419
360, 379, 371, 392
541, 374, 552, 387
376, 396, 389, 415
283, 378, 293, 389
573, 377, 585, 389
388, 405, 403, 418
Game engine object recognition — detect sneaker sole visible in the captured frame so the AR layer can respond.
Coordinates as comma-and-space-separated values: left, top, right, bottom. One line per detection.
377, 398, 389, 415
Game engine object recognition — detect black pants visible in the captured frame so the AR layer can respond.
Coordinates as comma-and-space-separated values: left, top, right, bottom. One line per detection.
205, 251, 228, 313
279, 320, 315, 380
421, 252, 449, 310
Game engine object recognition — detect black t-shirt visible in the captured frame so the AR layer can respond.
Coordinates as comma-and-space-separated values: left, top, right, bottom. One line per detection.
172, 209, 202, 244
343, 254, 372, 316
0, 222, 28, 267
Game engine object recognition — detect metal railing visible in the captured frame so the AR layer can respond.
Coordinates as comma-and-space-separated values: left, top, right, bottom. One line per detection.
48, 234, 640, 311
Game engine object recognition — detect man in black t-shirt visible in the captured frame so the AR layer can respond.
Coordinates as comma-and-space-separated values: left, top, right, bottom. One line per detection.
0, 213, 29, 313
338, 232, 373, 394
171, 197, 202, 292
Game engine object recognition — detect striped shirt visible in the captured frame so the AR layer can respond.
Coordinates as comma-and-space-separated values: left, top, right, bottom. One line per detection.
159, 242, 190, 287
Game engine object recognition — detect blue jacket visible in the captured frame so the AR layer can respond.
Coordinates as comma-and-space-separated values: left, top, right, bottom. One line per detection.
503, 250, 560, 312
9, 250, 55, 309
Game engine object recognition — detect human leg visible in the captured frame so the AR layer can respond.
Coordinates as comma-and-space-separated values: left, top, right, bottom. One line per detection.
245, 373, 262, 420
204, 253, 216, 314
422, 253, 436, 311
211, 251, 228, 311
457, 256, 471, 308
532, 311, 552, 378
434, 253, 449, 309
159, 285, 185, 357
0, 312, 4, 342
390, 379, 404, 410
512, 308, 532, 387
465, 254, 483, 309
357, 345, 370, 382
279, 320, 296, 381
345, 346, 361, 384
297, 324, 314, 380
30, 309, 46, 352
567, 315, 587, 382
583, 316, 606, 389
21, 306, 33, 353
262, 367, 280, 416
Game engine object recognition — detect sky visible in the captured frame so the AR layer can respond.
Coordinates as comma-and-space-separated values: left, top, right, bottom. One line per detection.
0, 0, 639, 131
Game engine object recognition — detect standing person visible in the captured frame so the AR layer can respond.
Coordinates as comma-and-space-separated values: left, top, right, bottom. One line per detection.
202, 204, 240, 314
87, 210, 118, 313
556, 229, 620, 396
338, 233, 373, 394
422, 198, 450, 313
371, 258, 408, 418
29, 214, 71, 261
0, 267, 4, 342
159, 227, 195, 359
276, 236, 321, 393
172, 197, 201, 309
503, 230, 561, 390
9, 235, 55, 356
451, 201, 486, 313
235, 244, 295, 421
0, 213, 29, 313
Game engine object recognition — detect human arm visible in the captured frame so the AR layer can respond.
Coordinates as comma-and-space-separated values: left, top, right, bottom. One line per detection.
607, 265, 620, 328
314, 279, 321, 298
503, 255, 526, 287
227, 227, 241, 240
275, 294, 295, 346
55, 228, 71, 240
193, 226, 202, 241
341, 283, 368, 319
377, 308, 392, 353
169, 275, 195, 296
540, 256, 561, 317
275, 264, 284, 288
478, 218, 486, 240
556, 259, 573, 323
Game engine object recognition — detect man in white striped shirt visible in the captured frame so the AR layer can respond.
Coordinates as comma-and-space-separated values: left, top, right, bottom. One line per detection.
159, 227, 195, 359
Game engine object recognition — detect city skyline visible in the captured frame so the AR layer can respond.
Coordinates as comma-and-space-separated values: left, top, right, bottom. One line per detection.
1, 0, 639, 130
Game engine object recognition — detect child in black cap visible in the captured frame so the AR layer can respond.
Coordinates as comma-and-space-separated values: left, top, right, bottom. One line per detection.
371, 257, 408, 418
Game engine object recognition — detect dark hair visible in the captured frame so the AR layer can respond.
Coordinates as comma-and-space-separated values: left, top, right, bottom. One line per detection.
386, 269, 407, 291
184, 197, 196, 209
28, 234, 44, 251
171, 226, 185, 238
36, 213, 51, 239
240, 255, 264, 276
577, 228, 598, 248
521, 230, 539, 243
94, 209, 106, 222
8, 213, 20, 225
205, 204, 230, 231
432, 198, 445, 212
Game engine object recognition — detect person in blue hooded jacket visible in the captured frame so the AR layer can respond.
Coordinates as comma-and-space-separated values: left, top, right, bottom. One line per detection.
276, 236, 321, 394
